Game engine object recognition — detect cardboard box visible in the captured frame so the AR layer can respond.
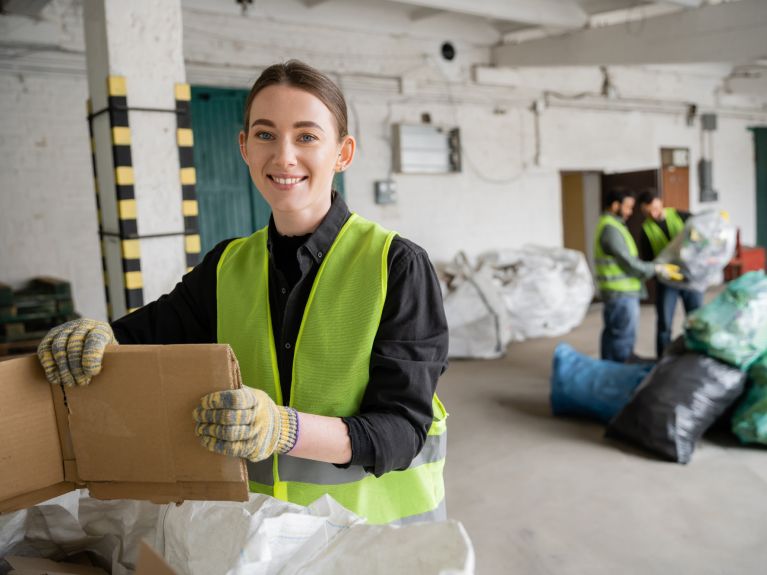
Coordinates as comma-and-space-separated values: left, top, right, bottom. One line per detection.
0, 345, 248, 513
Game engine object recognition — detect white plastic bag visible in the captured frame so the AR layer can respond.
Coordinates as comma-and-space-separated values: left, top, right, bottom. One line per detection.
0, 491, 475, 575
479, 245, 594, 342
440, 253, 510, 359
655, 210, 736, 292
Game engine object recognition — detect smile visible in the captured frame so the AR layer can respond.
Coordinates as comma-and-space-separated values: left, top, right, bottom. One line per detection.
269, 175, 308, 185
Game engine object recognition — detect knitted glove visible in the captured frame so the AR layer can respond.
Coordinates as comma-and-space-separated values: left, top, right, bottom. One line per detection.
193, 387, 299, 462
37, 319, 116, 387
655, 263, 685, 282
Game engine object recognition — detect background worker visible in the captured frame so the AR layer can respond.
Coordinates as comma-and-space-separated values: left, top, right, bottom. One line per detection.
594, 188, 682, 362
637, 189, 702, 357
37, 60, 448, 525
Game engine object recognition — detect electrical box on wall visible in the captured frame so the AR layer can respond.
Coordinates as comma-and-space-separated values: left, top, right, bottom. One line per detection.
392, 124, 461, 174
374, 180, 397, 205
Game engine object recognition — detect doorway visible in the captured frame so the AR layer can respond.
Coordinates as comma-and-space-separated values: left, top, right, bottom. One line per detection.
753, 127, 767, 252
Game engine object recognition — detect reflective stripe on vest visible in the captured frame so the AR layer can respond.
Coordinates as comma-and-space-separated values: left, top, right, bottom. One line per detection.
594, 214, 642, 293
642, 207, 684, 257
216, 213, 448, 525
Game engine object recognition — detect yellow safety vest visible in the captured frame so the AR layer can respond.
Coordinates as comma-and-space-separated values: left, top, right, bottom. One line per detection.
642, 207, 685, 257
594, 214, 642, 294
216, 213, 447, 524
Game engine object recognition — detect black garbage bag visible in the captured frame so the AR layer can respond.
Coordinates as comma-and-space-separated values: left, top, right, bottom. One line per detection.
605, 339, 747, 463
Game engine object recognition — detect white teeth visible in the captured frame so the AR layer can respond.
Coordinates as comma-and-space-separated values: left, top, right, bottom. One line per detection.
273, 176, 303, 185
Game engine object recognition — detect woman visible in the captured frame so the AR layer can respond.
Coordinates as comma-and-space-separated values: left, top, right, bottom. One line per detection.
38, 60, 449, 525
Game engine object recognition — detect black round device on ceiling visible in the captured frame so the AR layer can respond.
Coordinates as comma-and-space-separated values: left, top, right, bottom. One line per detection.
441, 42, 455, 61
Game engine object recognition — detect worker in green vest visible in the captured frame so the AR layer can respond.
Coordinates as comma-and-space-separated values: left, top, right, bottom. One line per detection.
594, 187, 683, 362
37, 60, 448, 525
637, 189, 702, 357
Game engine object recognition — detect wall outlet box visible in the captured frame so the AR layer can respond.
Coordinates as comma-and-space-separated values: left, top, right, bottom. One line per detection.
375, 180, 397, 205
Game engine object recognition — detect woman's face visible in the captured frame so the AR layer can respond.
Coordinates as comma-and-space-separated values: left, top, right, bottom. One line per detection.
239, 84, 354, 227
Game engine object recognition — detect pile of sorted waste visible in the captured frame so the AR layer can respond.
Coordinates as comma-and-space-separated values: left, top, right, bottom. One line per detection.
551, 270, 767, 463
438, 246, 593, 359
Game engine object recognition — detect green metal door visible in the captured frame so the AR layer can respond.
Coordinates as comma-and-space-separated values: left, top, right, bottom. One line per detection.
754, 127, 767, 251
191, 86, 346, 255
191, 87, 271, 255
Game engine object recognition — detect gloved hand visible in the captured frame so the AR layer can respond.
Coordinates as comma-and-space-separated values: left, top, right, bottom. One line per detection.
655, 263, 684, 282
193, 387, 299, 462
37, 318, 116, 387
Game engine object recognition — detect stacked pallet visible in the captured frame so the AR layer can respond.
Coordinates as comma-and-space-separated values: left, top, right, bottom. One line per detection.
0, 277, 79, 357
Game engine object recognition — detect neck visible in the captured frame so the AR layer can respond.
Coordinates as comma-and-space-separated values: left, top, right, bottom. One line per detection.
272, 195, 332, 236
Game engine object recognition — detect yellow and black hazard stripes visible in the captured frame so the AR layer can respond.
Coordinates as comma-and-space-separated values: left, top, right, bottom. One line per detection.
175, 83, 201, 271
107, 75, 143, 313
87, 98, 113, 320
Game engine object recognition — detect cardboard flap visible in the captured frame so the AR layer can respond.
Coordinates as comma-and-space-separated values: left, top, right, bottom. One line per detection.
0, 356, 69, 512
65, 344, 248, 501
135, 540, 178, 575
1, 345, 248, 512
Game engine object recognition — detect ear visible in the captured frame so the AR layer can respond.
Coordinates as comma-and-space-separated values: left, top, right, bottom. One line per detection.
238, 131, 248, 164
335, 135, 356, 172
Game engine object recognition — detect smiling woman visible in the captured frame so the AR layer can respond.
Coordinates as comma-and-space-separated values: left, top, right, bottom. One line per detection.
37, 60, 450, 525
238, 78, 355, 236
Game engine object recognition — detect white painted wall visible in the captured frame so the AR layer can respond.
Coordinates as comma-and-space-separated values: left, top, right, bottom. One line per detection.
0, 72, 106, 319
1, 0, 766, 321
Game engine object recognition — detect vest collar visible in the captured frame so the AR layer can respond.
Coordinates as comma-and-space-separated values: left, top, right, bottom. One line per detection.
266, 191, 352, 266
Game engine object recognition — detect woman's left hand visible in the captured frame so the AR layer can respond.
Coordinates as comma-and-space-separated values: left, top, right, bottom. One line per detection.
193, 387, 298, 462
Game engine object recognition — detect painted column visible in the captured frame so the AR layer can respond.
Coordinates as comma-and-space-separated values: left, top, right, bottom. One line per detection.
83, 0, 191, 320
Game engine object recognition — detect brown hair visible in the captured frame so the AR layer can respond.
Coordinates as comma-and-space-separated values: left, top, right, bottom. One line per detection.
242, 60, 348, 140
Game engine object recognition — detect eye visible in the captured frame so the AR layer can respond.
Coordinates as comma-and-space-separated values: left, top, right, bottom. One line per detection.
298, 133, 318, 143
254, 131, 274, 141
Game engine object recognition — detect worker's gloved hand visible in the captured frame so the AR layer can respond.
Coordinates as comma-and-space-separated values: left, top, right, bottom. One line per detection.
193, 387, 298, 462
655, 263, 684, 282
37, 319, 116, 387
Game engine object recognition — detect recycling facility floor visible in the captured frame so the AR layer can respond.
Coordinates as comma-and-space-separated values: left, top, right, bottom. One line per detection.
439, 298, 767, 574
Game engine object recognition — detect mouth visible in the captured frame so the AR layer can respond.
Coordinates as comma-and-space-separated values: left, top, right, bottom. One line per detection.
268, 174, 308, 186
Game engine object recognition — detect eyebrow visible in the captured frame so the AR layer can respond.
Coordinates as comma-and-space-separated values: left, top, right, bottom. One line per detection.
250, 119, 325, 132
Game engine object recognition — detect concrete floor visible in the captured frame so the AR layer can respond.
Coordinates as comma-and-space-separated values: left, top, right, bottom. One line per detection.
440, 302, 767, 574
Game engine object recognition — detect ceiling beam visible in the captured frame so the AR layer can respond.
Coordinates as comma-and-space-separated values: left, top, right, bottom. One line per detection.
410, 7, 444, 21
301, 0, 334, 7
493, 0, 767, 67
660, 0, 704, 6
386, 0, 588, 29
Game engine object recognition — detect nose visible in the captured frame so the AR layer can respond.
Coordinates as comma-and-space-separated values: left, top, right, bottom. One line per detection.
273, 139, 297, 168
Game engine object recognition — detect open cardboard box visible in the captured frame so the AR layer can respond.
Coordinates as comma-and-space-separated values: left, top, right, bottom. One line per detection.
0, 345, 248, 514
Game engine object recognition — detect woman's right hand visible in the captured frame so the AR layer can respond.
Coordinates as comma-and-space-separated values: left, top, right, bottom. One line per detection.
37, 319, 116, 387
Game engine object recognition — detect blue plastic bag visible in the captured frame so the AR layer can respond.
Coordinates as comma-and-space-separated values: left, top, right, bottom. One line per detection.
550, 343, 654, 424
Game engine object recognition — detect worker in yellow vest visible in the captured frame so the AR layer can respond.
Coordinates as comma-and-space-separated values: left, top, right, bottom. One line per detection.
37, 60, 448, 525
594, 188, 683, 362
637, 189, 703, 357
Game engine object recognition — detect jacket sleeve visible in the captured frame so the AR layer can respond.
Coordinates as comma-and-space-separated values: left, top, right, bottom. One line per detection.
341, 237, 448, 477
111, 239, 232, 344
600, 225, 656, 279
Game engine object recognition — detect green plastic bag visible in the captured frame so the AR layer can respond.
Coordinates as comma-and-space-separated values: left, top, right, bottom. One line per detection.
732, 354, 767, 444
685, 271, 767, 370
749, 353, 767, 387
